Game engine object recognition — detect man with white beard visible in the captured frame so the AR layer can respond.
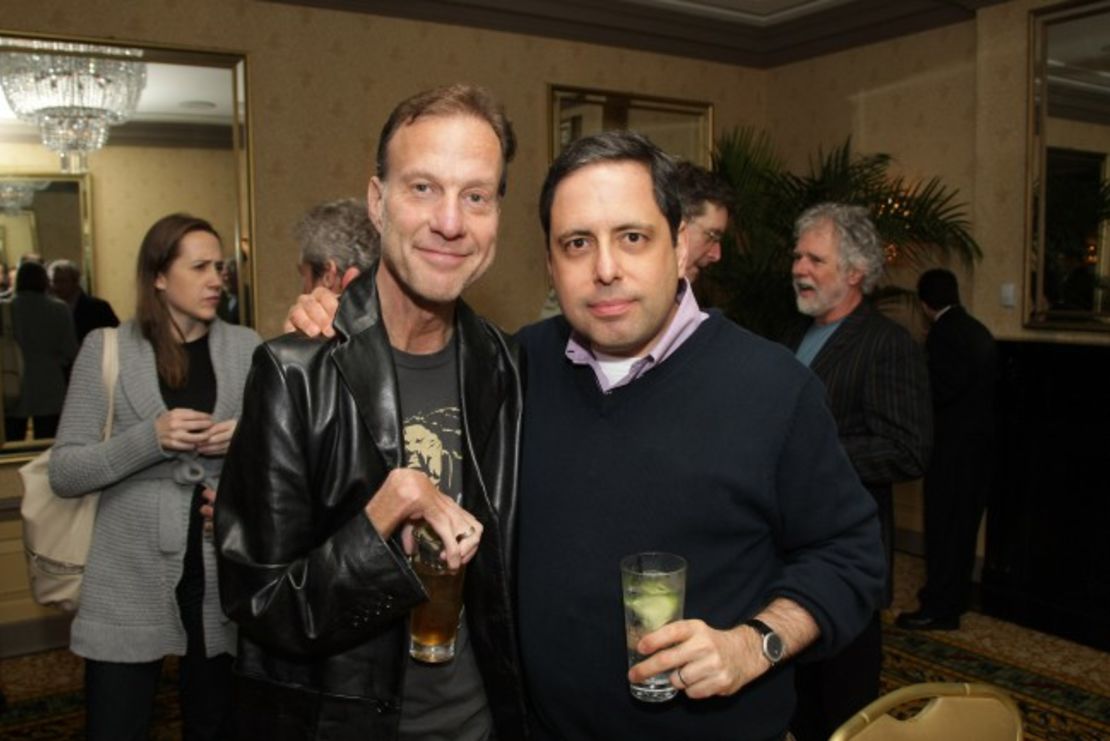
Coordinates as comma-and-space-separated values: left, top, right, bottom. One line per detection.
782, 203, 932, 741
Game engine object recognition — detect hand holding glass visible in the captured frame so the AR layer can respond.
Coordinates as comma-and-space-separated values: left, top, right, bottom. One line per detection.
409, 523, 466, 663
621, 552, 687, 702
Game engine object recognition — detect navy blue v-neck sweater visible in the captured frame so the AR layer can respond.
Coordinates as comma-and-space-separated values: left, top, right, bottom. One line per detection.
517, 312, 884, 741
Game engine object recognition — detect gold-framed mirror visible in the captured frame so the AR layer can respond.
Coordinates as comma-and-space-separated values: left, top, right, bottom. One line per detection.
0, 31, 253, 457
1025, 0, 1110, 331
549, 85, 714, 165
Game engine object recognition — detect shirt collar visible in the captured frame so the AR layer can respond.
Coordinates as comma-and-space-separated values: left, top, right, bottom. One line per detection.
565, 279, 708, 392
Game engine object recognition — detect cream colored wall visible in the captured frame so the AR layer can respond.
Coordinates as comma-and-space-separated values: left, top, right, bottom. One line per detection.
1, 0, 770, 339
768, 23, 978, 192
0, 141, 237, 320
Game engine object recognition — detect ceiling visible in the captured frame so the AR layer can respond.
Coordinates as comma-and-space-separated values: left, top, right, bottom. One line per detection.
0, 1, 1010, 137
266, 0, 1010, 67
8, 1, 1106, 137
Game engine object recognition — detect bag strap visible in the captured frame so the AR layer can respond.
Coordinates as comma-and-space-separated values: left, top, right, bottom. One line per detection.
100, 328, 119, 441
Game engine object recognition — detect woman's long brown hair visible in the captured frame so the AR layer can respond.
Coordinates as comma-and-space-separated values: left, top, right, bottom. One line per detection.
135, 213, 221, 388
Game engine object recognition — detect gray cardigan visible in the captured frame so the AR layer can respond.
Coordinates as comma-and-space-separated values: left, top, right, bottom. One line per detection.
49, 319, 261, 662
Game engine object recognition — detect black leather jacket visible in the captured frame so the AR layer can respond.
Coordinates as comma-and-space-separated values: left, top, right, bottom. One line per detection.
216, 267, 527, 740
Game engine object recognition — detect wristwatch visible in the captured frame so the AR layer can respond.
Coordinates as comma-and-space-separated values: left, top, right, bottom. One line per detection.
744, 618, 786, 666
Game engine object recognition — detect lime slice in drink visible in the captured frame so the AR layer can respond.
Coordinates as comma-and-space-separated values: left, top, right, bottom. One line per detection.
627, 593, 679, 632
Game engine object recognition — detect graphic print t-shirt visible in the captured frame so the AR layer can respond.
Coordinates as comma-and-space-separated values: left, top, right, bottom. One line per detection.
394, 342, 492, 741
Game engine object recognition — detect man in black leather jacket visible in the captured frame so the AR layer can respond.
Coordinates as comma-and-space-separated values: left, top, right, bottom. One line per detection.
215, 85, 528, 741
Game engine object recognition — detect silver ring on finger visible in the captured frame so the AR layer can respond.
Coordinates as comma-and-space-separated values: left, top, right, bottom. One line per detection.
455, 526, 476, 543
676, 666, 689, 688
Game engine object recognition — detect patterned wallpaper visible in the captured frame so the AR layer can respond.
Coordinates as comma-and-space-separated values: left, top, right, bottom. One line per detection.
2, 0, 1105, 342
768, 22, 978, 190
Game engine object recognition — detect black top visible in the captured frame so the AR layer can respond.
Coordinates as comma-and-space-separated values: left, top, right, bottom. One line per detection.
159, 334, 216, 412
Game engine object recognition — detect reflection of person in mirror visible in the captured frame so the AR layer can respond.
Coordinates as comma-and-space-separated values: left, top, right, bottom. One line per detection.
0, 252, 43, 301
4, 260, 78, 441
48, 214, 262, 741
47, 259, 120, 344
295, 196, 380, 295
216, 259, 245, 325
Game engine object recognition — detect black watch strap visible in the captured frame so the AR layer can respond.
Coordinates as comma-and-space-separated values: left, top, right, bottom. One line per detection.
743, 618, 786, 665
744, 618, 774, 637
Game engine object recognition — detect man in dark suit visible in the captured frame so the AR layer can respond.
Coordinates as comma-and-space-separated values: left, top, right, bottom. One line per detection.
898, 268, 996, 631
783, 203, 932, 741
48, 260, 119, 344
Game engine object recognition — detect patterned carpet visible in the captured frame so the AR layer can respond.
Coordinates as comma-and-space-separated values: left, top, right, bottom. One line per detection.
1, 554, 1106, 739
0, 651, 181, 740
880, 619, 1110, 739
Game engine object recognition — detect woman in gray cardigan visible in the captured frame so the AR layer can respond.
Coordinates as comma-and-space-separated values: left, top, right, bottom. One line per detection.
50, 214, 261, 741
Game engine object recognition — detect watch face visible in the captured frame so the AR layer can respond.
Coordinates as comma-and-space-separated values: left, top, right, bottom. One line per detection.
764, 633, 786, 662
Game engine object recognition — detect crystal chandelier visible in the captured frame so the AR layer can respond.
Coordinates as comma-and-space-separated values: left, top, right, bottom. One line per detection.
0, 180, 50, 215
0, 38, 146, 173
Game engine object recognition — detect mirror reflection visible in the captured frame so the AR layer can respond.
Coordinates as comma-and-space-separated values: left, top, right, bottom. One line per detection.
550, 85, 713, 165
0, 34, 252, 453
1027, 1, 1110, 329
0, 174, 89, 444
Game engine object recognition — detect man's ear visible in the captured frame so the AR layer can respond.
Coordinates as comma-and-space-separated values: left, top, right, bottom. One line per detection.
675, 221, 690, 277
340, 266, 362, 291
367, 178, 385, 233
320, 260, 341, 291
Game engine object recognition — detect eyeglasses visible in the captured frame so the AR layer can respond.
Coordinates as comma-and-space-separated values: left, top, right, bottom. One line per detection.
689, 223, 724, 245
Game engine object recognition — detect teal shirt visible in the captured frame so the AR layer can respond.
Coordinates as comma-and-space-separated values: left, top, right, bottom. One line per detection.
795, 318, 844, 367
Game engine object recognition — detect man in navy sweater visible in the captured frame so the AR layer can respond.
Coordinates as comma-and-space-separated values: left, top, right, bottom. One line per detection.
516, 131, 885, 740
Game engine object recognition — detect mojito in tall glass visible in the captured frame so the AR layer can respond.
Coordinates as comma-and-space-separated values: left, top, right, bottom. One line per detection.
621, 552, 687, 702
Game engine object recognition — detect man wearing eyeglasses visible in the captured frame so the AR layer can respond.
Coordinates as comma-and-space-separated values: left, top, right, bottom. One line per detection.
673, 161, 732, 284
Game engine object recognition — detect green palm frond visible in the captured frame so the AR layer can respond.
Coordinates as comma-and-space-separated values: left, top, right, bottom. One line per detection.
870, 176, 980, 268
